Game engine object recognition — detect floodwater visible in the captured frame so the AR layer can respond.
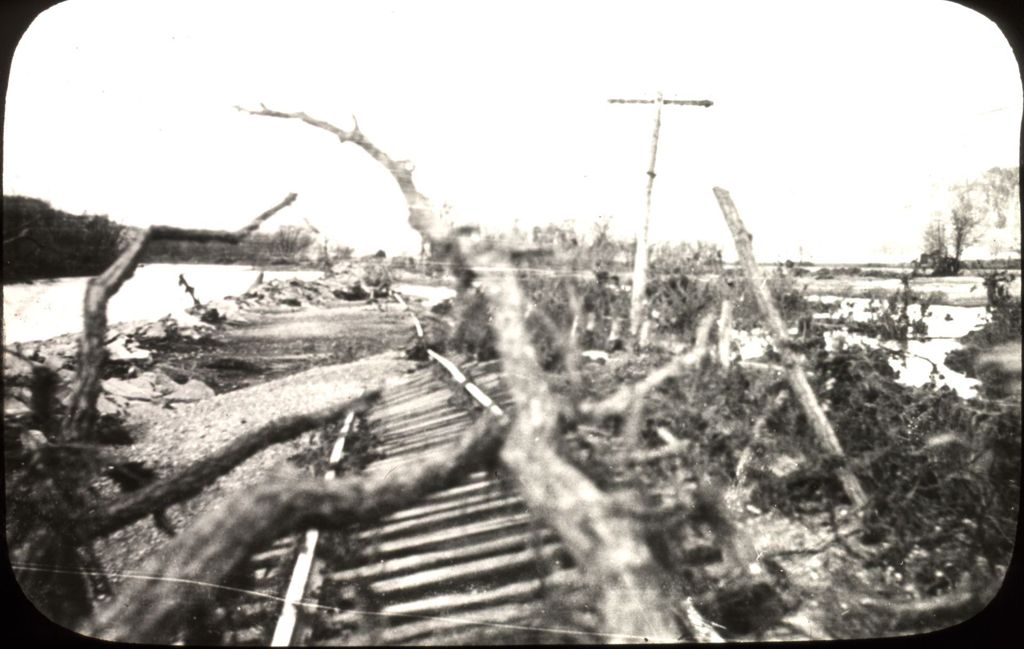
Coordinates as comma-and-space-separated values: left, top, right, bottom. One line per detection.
2, 268, 997, 399
801, 273, 1020, 307
3, 264, 324, 344
391, 283, 456, 307
734, 296, 990, 399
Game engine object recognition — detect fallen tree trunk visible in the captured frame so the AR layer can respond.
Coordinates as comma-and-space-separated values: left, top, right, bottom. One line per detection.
84, 414, 508, 643
712, 187, 868, 510
78, 390, 380, 539
486, 259, 682, 643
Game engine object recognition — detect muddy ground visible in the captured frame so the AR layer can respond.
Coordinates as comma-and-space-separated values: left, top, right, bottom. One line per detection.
143, 301, 420, 394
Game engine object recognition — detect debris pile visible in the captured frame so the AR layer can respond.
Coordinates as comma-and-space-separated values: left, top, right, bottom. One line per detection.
4, 315, 220, 436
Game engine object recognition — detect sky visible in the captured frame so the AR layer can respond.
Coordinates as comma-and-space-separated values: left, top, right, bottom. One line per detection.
2, 0, 1021, 261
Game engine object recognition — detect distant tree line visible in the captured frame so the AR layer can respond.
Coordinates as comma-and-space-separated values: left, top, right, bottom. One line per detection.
3, 195, 125, 282
142, 224, 323, 266
3, 195, 355, 283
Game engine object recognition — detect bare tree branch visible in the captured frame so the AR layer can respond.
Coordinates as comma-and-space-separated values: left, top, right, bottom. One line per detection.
712, 187, 868, 510
236, 105, 449, 244
149, 192, 297, 243
78, 390, 380, 540
62, 230, 152, 441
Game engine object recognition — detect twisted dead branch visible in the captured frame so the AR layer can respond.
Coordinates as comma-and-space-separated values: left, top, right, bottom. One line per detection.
149, 192, 297, 243
236, 104, 448, 245
712, 187, 869, 510
78, 390, 380, 540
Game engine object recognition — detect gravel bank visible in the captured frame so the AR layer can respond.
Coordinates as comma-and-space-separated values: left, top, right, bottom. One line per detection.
93, 350, 419, 582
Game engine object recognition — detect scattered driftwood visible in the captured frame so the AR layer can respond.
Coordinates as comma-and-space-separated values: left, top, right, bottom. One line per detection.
62, 193, 298, 443
70, 105, 724, 644
486, 261, 682, 643
85, 414, 509, 642
7, 192, 307, 633
78, 390, 380, 539
712, 187, 868, 510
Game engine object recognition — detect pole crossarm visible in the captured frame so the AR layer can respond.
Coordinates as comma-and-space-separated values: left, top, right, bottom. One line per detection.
608, 92, 713, 347
608, 98, 713, 107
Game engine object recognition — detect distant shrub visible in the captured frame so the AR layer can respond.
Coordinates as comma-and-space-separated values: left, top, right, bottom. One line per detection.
332, 245, 355, 261
390, 256, 417, 270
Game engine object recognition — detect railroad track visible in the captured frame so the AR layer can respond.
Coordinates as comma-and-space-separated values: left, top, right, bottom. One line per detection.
195, 294, 605, 645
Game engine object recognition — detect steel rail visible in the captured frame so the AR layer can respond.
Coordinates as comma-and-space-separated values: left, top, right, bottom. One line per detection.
270, 411, 356, 646
392, 290, 506, 418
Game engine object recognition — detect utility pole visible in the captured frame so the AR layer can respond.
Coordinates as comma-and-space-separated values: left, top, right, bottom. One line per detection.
608, 93, 713, 348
